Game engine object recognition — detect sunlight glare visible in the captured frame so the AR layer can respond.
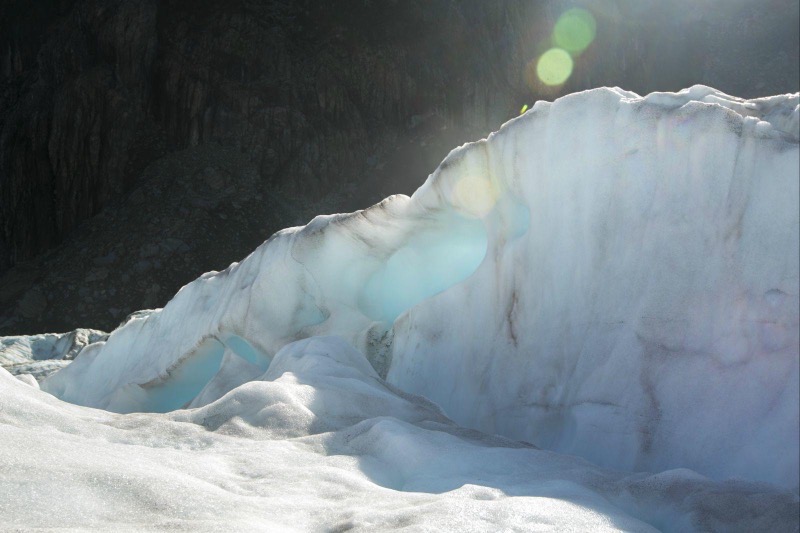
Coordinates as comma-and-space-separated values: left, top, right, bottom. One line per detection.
553, 8, 597, 54
536, 48, 573, 86
453, 175, 498, 217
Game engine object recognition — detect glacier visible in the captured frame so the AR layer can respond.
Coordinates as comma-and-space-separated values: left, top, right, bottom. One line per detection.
2, 86, 798, 531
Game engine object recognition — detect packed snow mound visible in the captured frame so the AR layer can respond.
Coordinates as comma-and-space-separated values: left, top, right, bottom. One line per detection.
2, 337, 798, 531
37, 86, 799, 492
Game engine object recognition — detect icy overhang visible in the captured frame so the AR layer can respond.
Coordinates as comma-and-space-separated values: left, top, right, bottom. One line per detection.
38, 86, 799, 490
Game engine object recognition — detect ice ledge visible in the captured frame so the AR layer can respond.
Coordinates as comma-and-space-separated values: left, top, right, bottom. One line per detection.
16, 86, 798, 490
620, 85, 798, 141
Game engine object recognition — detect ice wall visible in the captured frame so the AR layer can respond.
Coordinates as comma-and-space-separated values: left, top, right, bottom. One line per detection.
389, 87, 800, 489
0, 328, 107, 381
41, 86, 799, 489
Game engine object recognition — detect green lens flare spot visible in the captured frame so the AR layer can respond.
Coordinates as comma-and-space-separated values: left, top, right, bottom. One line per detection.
553, 8, 596, 54
520, 104, 528, 114
536, 48, 573, 86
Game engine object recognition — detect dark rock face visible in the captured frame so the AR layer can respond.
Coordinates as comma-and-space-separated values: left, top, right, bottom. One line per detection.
1, 0, 159, 270
0, 0, 797, 334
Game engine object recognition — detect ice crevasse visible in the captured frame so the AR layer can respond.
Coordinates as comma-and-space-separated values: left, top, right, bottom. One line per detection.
41, 86, 799, 490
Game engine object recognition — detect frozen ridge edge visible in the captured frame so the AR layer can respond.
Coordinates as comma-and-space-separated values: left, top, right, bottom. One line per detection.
13, 86, 797, 490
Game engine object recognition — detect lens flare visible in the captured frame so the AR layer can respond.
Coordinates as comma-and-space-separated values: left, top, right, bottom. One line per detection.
553, 8, 596, 54
536, 48, 573, 86
453, 175, 498, 217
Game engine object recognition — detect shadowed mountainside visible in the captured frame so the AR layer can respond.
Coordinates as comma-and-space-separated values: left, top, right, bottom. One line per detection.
1, 0, 797, 334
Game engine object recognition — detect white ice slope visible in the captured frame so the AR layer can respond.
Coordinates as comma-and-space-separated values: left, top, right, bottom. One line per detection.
0, 328, 107, 381
2, 86, 793, 530
2, 337, 797, 531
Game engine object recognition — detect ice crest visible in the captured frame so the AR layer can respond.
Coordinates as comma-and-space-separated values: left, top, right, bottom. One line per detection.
1, 88, 796, 530
37, 87, 800, 490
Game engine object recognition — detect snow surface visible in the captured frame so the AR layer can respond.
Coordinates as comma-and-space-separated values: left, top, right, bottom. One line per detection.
2, 337, 798, 531
2, 86, 798, 530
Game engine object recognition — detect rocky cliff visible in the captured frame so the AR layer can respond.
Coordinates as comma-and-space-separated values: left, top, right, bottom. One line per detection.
1, 0, 797, 334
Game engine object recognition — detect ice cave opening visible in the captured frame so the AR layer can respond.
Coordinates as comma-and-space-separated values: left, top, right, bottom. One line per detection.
108, 333, 271, 413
